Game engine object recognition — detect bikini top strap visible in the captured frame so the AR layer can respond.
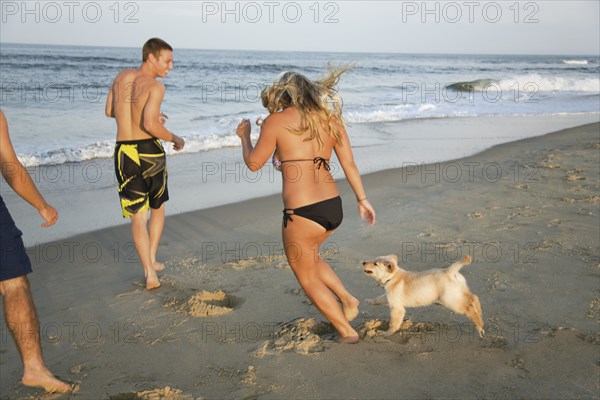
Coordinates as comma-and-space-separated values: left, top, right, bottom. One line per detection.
280, 157, 330, 171
312, 157, 330, 171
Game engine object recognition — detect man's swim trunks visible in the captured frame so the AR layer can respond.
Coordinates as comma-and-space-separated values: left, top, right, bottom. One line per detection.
114, 138, 169, 218
0, 194, 33, 281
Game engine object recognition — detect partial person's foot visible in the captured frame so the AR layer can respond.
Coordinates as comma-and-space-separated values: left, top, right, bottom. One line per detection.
145, 269, 161, 290
152, 261, 165, 272
342, 296, 360, 321
334, 334, 360, 344
146, 278, 161, 290
22, 368, 71, 393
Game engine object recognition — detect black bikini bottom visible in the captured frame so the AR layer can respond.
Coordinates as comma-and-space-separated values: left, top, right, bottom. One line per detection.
283, 196, 343, 231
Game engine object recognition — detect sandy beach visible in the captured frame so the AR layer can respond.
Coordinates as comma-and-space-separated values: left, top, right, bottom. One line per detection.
1, 122, 598, 399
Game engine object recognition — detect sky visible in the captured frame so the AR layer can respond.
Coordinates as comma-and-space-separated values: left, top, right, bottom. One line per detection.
0, 0, 599, 55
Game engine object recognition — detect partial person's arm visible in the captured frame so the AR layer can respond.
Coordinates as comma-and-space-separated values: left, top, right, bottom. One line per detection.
236, 117, 277, 172
143, 83, 184, 150
333, 120, 376, 225
105, 83, 114, 118
0, 111, 58, 227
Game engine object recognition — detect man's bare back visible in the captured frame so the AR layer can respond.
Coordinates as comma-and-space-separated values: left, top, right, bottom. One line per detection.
105, 48, 183, 149
108, 69, 156, 141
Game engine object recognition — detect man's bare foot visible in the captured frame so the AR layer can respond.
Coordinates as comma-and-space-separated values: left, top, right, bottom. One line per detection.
22, 368, 71, 393
152, 261, 165, 272
342, 297, 360, 322
146, 277, 161, 290
146, 268, 161, 290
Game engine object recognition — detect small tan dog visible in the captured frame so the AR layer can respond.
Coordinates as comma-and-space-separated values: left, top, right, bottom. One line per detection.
363, 254, 484, 338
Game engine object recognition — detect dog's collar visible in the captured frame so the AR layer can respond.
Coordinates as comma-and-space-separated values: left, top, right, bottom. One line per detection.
378, 277, 393, 287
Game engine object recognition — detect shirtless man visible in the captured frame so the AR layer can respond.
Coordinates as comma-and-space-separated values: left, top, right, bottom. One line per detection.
105, 38, 184, 289
0, 110, 71, 393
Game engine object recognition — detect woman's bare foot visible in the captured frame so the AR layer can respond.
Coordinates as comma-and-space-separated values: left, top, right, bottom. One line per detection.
22, 368, 71, 393
334, 334, 360, 344
335, 324, 359, 344
342, 296, 360, 322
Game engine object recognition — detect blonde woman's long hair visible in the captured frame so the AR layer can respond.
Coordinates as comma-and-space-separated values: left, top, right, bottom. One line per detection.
260, 65, 351, 149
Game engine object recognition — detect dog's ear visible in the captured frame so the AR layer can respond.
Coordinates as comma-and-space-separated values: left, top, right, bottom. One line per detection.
383, 255, 398, 272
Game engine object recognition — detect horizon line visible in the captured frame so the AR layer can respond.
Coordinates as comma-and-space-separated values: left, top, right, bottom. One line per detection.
1, 41, 598, 58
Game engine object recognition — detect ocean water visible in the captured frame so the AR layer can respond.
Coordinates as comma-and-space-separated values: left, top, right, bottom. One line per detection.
1, 43, 598, 167
1, 43, 599, 244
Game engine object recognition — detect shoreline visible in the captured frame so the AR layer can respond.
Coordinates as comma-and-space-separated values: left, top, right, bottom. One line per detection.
1, 113, 598, 247
0, 121, 598, 399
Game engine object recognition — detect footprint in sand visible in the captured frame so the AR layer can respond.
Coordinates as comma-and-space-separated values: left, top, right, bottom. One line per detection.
548, 219, 561, 228
165, 290, 242, 318
481, 335, 509, 349
565, 174, 586, 181
513, 183, 529, 189
358, 319, 445, 344
260, 318, 336, 355
565, 168, 586, 181
109, 386, 196, 400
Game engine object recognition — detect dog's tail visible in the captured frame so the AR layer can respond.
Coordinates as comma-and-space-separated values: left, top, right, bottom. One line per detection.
448, 255, 472, 274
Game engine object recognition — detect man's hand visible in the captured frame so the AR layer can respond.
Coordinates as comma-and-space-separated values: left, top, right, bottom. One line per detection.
160, 113, 169, 125
172, 134, 185, 151
38, 204, 58, 227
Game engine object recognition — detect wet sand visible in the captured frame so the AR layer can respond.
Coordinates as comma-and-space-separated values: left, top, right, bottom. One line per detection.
0, 122, 598, 399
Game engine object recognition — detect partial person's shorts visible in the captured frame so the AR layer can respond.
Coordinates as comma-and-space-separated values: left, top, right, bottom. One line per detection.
0, 195, 33, 281
114, 138, 169, 218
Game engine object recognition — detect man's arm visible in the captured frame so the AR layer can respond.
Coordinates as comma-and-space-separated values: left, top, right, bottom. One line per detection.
143, 83, 184, 150
0, 111, 58, 227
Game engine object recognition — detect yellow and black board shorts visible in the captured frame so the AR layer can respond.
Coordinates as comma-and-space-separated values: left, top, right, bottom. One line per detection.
114, 138, 169, 218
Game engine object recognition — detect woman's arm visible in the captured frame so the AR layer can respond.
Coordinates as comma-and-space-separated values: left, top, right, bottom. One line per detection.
0, 111, 58, 227
333, 121, 376, 225
236, 117, 277, 172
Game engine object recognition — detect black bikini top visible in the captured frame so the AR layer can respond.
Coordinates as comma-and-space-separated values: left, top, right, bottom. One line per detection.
272, 156, 331, 172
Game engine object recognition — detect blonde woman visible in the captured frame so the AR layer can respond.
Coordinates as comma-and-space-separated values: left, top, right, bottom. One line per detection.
236, 68, 376, 343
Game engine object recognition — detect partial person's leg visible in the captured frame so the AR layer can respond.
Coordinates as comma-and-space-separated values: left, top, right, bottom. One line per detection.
313, 230, 360, 321
0, 276, 70, 393
130, 209, 160, 289
148, 204, 165, 271
283, 217, 358, 341
314, 258, 360, 321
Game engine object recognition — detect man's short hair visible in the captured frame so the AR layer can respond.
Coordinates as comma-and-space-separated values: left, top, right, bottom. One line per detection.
142, 38, 173, 62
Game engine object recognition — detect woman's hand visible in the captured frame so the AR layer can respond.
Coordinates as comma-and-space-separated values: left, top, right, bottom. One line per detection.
236, 119, 251, 139
358, 199, 376, 225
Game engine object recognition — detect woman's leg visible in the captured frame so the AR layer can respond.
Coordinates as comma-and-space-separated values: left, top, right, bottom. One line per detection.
315, 260, 360, 321
283, 216, 358, 339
